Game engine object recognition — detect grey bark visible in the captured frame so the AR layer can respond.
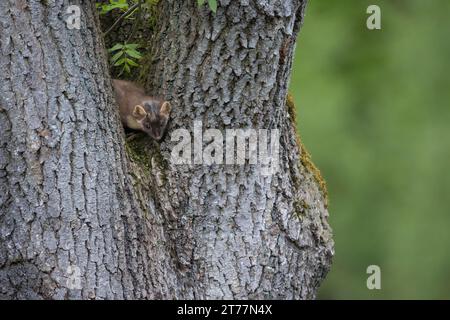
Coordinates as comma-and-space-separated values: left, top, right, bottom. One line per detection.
0, 0, 333, 300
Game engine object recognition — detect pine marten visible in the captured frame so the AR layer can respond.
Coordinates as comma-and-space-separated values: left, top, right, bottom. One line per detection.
112, 79, 172, 141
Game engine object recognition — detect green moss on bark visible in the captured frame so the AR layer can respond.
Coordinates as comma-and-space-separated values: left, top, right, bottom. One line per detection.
125, 133, 169, 184
286, 94, 329, 207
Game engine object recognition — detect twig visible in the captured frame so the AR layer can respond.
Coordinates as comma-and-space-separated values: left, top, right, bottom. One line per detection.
103, 2, 140, 37
126, 0, 144, 44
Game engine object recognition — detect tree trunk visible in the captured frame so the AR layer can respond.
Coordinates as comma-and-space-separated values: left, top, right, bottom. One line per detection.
0, 0, 333, 300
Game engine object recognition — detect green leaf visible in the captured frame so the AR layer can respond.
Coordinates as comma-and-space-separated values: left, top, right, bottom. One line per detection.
208, 0, 217, 13
125, 49, 143, 59
124, 64, 131, 74
114, 58, 127, 66
108, 0, 129, 10
97, 0, 129, 15
126, 58, 139, 67
197, 0, 206, 6
108, 43, 124, 52
110, 50, 124, 64
110, 3, 128, 10
124, 43, 140, 50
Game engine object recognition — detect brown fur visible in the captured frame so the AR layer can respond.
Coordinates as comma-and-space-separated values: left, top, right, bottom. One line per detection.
112, 79, 172, 140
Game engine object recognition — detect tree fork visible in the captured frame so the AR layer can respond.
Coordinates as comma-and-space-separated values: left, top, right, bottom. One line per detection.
0, 0, 333, 300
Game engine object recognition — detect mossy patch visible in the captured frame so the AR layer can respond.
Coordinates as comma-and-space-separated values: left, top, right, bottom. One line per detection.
286, 93, 329, 207
125, 134, 153, 173
286, 94, 298, 124
293, 199, 310, 220
125, 133, 169, 183
124, 133, 169, 220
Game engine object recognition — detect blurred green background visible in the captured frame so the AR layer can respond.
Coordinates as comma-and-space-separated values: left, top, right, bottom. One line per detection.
289, 0, 450, 299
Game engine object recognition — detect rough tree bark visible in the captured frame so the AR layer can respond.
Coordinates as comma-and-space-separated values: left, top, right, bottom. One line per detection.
0, 0, 333, 299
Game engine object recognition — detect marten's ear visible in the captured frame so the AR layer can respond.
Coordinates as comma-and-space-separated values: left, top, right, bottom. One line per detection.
160, 101, 172, 117
132, 105, 147, 120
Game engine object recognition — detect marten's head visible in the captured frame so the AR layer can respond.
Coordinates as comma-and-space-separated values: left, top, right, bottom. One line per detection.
132, 99, 172, 141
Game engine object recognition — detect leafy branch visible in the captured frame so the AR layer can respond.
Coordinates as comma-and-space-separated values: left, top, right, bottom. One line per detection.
109, 43, 143, 75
